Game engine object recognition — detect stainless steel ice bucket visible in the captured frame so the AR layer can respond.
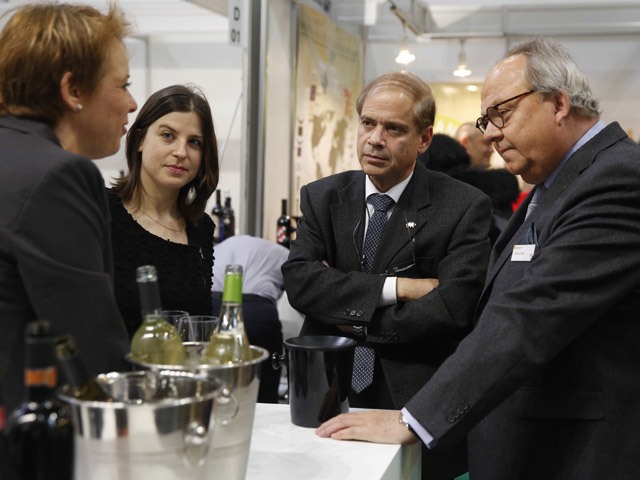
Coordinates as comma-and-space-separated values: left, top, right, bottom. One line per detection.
128, 343, 268, 480
58, 370, 220, 480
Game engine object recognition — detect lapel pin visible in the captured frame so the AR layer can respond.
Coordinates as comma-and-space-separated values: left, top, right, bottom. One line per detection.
406, 221, 416, 229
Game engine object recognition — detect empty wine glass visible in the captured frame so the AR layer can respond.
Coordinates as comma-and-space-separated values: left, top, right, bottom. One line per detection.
159, 310, 189, 327
176, 315, 218, 365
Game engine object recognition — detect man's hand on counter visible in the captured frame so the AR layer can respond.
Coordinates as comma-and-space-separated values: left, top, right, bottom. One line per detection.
315, 410, 419, 445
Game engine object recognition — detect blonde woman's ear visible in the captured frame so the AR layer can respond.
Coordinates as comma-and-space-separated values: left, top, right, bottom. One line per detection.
59, 71, 82, 112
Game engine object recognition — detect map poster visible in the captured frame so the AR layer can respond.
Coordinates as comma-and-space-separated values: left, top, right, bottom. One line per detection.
291, 4, 362, 216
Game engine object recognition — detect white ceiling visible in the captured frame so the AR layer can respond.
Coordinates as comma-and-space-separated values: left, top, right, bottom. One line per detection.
2, 0, 639, 38
0, 0, 228, 35
329, 0, 640, 87
334, 0, 640, 41
2, 0, 639, 128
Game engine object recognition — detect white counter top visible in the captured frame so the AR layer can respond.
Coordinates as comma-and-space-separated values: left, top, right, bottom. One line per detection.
246, 403, 421, 480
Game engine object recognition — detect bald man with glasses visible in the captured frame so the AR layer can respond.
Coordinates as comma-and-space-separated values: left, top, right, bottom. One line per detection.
283, 71, 492, 480
317, 37, 640, 480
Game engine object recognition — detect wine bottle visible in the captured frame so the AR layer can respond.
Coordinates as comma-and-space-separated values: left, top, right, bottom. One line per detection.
130, 265, 186, 365
206, 264, 251, 364
276, 198, 292, 249
221, 193, 235, 241
5, 320, 73, 480
211, 189, 223, 244
54, 336, 112, 402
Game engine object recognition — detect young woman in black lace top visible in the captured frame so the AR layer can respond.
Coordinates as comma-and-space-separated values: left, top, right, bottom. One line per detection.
109, 84, 219, 337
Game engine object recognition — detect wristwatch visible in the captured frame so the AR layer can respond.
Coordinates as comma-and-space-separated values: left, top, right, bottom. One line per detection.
398, 411, 416, 434
352, 325, 367, 337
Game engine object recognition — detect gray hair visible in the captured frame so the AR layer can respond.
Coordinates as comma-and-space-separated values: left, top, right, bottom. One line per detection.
506, 37, 600, 119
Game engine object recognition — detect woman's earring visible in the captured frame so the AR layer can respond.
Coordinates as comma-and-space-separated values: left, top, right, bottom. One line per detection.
186, 185, 196, 204
76, 104, 83, 111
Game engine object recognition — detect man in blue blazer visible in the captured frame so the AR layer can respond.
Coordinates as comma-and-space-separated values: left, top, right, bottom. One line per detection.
317, 38, 640, 480
283, 71, 492, 479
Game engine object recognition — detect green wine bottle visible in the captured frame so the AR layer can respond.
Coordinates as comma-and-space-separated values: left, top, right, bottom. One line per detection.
206, 264, 252, 364
130, 265, 186, 365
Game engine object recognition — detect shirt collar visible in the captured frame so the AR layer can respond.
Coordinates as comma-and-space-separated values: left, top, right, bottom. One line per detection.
364, 170, 413, 204
544, 120, 606, 189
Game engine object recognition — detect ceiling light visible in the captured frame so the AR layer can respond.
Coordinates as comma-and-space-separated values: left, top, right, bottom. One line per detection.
453, 39, 472, 78
395, 24, 415, 65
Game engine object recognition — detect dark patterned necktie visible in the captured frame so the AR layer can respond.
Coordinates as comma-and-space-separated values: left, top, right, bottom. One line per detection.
351, 193, 395, 393
525, 184, 547, 220
523, 184, 547, 244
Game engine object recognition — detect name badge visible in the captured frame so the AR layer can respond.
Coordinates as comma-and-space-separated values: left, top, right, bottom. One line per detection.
511, 244, 536, 262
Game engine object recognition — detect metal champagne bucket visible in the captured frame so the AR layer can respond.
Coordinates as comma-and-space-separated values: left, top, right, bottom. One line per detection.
128, 343, 268, 480
58, 370, 220, 480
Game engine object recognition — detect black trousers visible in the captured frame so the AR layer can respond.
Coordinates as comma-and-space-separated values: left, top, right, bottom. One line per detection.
212, 292, 283, 403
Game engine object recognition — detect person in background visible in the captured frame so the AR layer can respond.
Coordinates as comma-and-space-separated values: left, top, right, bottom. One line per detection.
455, 121, 494, 169
418, 133, 520, 245
109, 84, 219, 337
452, 168, 520, 244
417, 132, 470, 175
282, 71, 492, 480
212, 235, 289, 403
316, 37, 640, 480
0, 3, 137, 413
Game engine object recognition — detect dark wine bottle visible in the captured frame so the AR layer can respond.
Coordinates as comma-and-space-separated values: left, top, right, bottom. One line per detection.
221, 193, 235, 241
0, 381, 16, 480
211, 189, 223, 244
276, 198, 292, 249
54, 336, 112, 402
5, 320, 73, 480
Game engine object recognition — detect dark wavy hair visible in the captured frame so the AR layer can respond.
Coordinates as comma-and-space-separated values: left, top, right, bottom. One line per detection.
112, 84, 219, 224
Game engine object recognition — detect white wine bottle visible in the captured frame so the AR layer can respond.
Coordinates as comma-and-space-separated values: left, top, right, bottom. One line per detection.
130, 265, 186, 365
206, 264, 251, 364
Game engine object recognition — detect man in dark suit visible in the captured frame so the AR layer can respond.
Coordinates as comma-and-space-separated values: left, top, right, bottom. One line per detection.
282, 71, 492, 479
317, 38, 640, 480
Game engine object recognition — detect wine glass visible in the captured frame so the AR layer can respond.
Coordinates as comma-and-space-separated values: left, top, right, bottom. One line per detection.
159, 310, 189, 327
176, 315, 218, 365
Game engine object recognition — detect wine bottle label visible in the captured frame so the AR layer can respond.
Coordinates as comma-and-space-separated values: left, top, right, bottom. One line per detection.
24, 366, 57, 388
276, 226, 288, 244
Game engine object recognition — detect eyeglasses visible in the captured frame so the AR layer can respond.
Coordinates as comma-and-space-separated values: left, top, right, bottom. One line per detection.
352, 210, 417, 276
475, 90, 536, 133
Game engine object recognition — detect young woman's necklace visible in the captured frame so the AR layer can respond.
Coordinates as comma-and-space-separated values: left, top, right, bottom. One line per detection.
139, 208, 184, 233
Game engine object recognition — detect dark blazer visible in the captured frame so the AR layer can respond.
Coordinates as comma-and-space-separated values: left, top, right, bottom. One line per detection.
405, 122, 640, 479
0, 115, 130, 412
282, 161, 492, 479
